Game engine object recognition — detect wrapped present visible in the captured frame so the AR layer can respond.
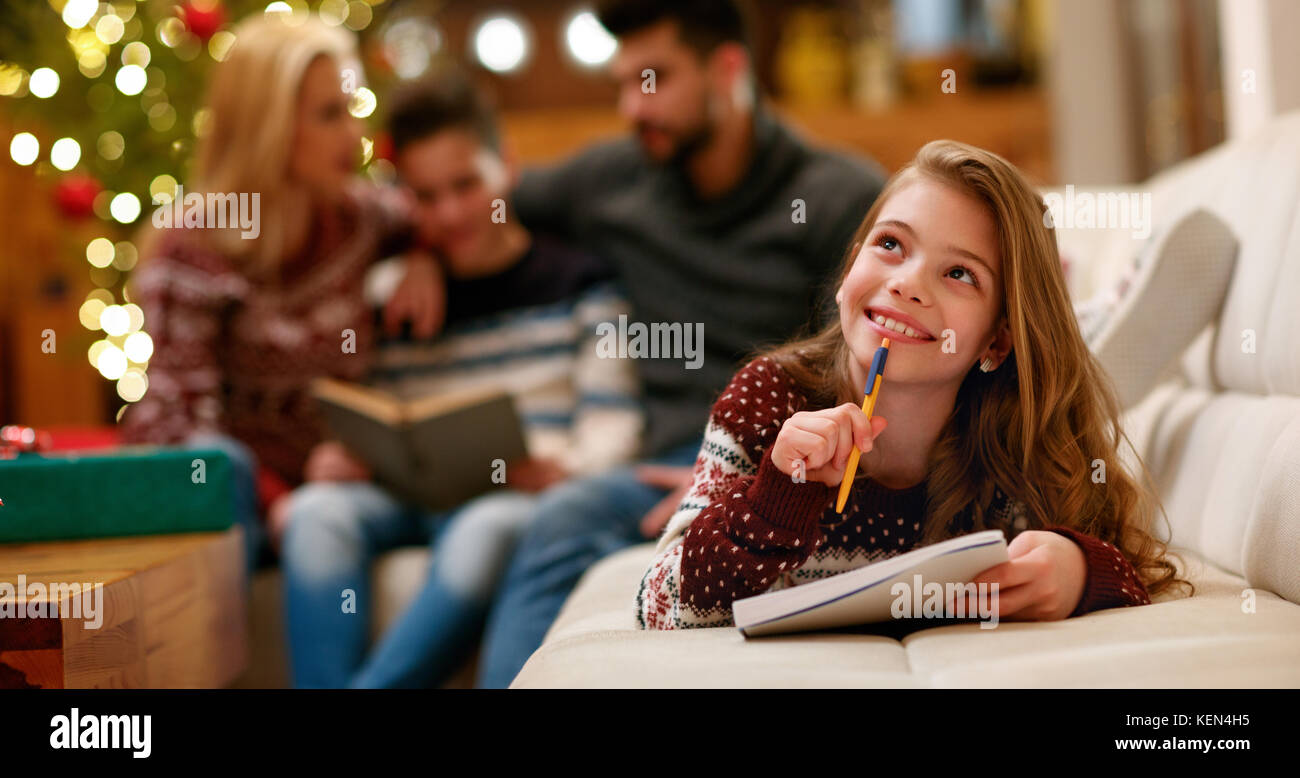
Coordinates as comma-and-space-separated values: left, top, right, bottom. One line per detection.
0, 445, 235, 543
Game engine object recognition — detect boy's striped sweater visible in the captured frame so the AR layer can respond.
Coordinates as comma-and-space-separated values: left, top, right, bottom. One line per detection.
636, 355, 1153, 629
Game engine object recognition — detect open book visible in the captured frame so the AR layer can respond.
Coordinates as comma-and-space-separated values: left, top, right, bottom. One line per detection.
732, 529, 1009, 637
312, 378, 527, 512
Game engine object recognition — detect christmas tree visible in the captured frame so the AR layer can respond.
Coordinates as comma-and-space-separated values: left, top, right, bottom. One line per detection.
0, 0, 410, 409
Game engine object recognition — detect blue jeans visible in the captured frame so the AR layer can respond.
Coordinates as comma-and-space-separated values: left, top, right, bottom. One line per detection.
184, 432, 265, 573
281, 481, 537, 688
475, 437, 703, 688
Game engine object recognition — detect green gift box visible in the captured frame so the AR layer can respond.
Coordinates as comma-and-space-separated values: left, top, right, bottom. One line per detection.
0, 447, 236, 543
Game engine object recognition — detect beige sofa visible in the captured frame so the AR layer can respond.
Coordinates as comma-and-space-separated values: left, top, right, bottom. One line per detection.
510, 112, 1300, 688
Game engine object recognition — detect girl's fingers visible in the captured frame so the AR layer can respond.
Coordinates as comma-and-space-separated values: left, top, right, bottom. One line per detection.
983, 582, 1035, 619
805, 416, 841, 465
833, 411, 855, 472
783, 427, 833, 469
948, 581, 1031, 619
834, 403, 887, 453
971, 558, 1036, 590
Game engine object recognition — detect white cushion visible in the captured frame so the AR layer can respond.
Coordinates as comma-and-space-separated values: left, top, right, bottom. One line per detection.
512, 544, 1300, 688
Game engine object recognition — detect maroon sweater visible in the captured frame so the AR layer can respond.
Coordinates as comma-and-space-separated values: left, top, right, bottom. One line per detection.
636, 356, 1152, 629
118, 184, 410, 509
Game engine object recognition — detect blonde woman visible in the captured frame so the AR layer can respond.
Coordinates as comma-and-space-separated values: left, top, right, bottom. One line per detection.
120, 16, 433, 567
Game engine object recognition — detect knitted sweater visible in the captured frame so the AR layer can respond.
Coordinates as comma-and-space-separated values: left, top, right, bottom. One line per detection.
636, 356, 1153, 629
367, 239, 643, 478
119, 183, 410, 506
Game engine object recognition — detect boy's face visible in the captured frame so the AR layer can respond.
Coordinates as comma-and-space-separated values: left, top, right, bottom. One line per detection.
836, 175, 1010, 390
396, 128, 510, 276
607, 20, 716, 163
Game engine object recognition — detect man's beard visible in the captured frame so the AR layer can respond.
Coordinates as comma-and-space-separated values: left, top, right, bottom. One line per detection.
639, 93, 717, 167
659, 121, 713, 168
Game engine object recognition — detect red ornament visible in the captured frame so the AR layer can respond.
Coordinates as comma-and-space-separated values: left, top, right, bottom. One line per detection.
182, 0, 226, 43
54, 173, 101, 220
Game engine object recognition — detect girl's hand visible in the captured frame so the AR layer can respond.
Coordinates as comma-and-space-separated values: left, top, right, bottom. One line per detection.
951, 530, 1088, 621
770, 403, 888, 486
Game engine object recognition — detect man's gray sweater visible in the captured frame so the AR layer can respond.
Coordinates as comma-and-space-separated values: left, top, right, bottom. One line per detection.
513, 108, 886, 458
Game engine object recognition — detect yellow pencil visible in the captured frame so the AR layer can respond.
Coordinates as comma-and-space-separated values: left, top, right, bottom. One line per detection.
835, 336, 890, 513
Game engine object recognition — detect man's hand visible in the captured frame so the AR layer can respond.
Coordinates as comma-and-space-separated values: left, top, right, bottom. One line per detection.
635, 465, 695, 539
506, 456, 569, 493
384, 251, 446, 339
949, 530, 1089, 621
303, 440, 371, 483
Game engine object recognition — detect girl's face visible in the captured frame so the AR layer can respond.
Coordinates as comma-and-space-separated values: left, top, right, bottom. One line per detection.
289, 56, 364, 197
836, 176, 1011, 389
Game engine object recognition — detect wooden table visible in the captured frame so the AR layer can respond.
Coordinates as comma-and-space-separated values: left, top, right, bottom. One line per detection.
0, 528, 247, 689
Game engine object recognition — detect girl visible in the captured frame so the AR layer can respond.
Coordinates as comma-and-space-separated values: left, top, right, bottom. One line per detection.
637, 140, 1191, 629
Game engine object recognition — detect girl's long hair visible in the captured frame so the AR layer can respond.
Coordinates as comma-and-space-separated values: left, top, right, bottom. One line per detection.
758, 140, 1191, 600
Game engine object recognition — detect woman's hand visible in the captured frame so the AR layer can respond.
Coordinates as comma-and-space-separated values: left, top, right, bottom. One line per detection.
770, 403, 888, 486
951, 530, 1088, 621
384, 251, 446, 339
303, 440, 371, 482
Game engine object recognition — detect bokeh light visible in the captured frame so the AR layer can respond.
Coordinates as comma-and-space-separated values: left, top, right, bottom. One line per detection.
109, 192, 141, 223
62, 0, 97, 29
383, 18, 442, 80
10, 133, 39, 166
115, 64, 147, 95
96, 345, 128, 380
95, 14, 125, 45
122, 42, 151, 68
100, 305, 130, 336
348, 86, 376, 118
28, 67, 59, 98
80, 300, 108, 331
473, 16, 531, 74
117, 369, 149, 402
50, 137, 81, 171
209, 31, 236, 61
86, 237, 115, 268
98, 130, 125, 160
565, 10, 618, 67
112, 240, 139, 271
124, 331, 154, 362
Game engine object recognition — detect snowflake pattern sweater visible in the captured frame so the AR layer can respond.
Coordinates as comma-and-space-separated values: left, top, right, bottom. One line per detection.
636, 356, 1153, 629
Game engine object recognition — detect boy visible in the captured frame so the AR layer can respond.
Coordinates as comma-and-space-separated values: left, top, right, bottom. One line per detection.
279, 74, 642, 688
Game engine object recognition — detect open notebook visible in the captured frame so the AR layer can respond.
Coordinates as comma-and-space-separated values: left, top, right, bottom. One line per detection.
732, 529, 1009, 637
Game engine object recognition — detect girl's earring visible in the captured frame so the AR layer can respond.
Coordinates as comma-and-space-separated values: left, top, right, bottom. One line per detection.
979, 357, 996, 373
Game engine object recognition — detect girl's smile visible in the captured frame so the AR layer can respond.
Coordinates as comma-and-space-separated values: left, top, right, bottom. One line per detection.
863, 306, 937, 344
